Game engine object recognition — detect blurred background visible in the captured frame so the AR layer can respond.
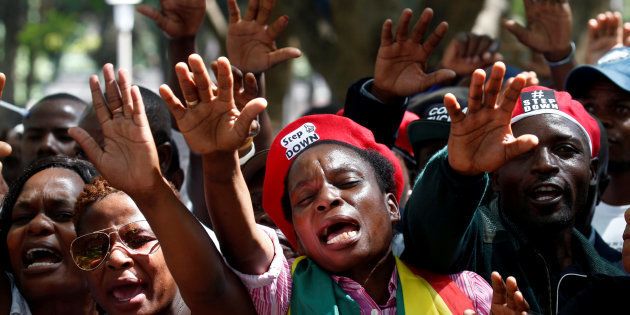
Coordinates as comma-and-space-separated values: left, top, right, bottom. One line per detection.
0, 0, 627, 125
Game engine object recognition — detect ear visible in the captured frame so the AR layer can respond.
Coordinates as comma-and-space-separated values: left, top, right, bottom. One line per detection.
156, 142, 173, 175
385, 192, 400, 223
589, 157, 599, 186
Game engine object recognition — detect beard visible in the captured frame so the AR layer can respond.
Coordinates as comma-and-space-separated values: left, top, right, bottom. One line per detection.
608, 160, 630, 173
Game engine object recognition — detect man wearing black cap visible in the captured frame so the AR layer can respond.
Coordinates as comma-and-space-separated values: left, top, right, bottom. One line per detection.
566, 47, 630, 254
402, 62, 624, 315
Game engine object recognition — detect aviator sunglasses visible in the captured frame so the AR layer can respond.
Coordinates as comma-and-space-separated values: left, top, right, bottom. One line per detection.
70, 220, 160, 271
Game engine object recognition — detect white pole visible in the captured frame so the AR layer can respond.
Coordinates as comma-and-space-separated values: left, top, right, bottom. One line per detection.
112, 3, 137, 78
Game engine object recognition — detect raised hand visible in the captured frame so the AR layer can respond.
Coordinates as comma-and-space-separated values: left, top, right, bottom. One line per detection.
504, 0, 572, 61
441, 32, 503, 77
586, 11, 624, 64
159, 54, 267, 155
137, 0, 206, 39
0, 72, 11, 197
226, 0, 302, 73
372, 8, 456, 102
445, 62, 538, 176
68, 64, 161, 197
489, 272, 530, 315
0, 72, 5, 98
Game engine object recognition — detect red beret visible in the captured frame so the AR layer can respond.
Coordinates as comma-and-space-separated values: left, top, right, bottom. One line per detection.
512, 86, 600, 158
262, 114, 405, 249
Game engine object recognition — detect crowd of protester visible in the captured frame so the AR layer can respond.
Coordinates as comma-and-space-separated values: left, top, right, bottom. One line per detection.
0, 0, 629, 314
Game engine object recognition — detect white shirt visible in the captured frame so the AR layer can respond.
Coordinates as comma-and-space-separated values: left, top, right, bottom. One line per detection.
592, 201, 630, 252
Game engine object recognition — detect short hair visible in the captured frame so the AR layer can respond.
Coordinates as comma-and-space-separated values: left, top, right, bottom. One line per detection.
0, 156, 97, 270
139, 86, 171, 146
26, 93, 88, 117
73, 176, 121, 234
280, 140, 396, 221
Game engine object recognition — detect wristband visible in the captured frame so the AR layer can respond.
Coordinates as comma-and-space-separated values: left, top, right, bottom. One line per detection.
544, 42, 575, 67
239, 142, 256, 166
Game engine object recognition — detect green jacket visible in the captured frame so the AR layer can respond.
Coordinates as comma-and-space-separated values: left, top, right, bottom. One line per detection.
401, 148, 624, 315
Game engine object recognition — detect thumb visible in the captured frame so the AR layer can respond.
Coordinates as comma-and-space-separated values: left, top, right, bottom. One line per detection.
504, 134, 538, 162
0, 141, 11, 158
136, 5, 167, 28
268, 48, 303, 68
235, 98, 267, 138
420, 69, 457, 91
504, 19, 530, 44
68, 127, 104, 166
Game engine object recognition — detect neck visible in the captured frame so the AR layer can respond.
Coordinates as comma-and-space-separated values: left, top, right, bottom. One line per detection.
29, 293, 96, 315
603, 171, 630, 205
342, 251, 395, 305
530, 227, 574, 271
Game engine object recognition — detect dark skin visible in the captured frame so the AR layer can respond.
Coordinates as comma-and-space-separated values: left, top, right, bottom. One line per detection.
21, 99, 85, 168
494, 115, 596, 270
577, 79, 630, 205
288, 144, 399, 304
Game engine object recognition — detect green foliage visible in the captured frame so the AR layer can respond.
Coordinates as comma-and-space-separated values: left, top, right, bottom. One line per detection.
18, 10, 81, 54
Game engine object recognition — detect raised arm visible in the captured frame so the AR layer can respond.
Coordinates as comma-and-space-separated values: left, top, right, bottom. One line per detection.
440, 32, 502, 79
585, 11, 624, 65
344, 8, 456, 147
68, 64, 254, 314
0, 72, 12, 199
159, 55, 272, 275
504, 0, 573, 89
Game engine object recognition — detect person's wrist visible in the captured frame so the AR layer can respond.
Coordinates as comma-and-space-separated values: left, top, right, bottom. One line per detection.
371, 82, 402, 104
543, 42, 575, 65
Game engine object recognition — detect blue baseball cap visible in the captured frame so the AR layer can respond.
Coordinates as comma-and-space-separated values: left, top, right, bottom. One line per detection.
566, 47, 630, 96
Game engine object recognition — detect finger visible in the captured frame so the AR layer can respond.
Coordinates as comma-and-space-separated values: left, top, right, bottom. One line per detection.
215, 57, 235, 108
89, 75, 111, 124
243, 72, 259, 101
116, 68, 133, 119
267, 47, 303, 68
483, 62, 506, 108
467, 69, 486, 113
256, 0, 275, 25
227, 0, 241, 23
505, 276, 519, 310
68, 127, 104, 166
188, 54, 213, 104
130, 85, 150, 128
418, 69, 456, 91
235, 98, 267, 139
514, 290, 530, 313
267, 15, 289, 40
491, 272, 507, 305
596, 13, 607, 37
244, 0, 259, 21
423, 22, 449, 59
0, 72, 5, 98
175, 62, 201, 105
381, 19, 394, 47
443, 93, 466, 124
103, 64, 124, 116
159, 84, 187, 121
504, 20, 529, 44
624, 23, 630, 46
475, 36, 493, 59
506, 134, 539, 162
232, 65, 245, 94
613, 11, 623, 36
498, 73, 526, 114
411, 7, 433, 43
587, 19, 598, 39
454, 33, 468, 58
0, 141, 12, 158
466, 34, 481, 59
395, 9, 413, 43
605, 11, 617, 36
136, 5, 167, 29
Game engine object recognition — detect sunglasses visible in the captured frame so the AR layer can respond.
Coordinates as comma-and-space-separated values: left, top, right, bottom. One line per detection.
70, 220, 160, 271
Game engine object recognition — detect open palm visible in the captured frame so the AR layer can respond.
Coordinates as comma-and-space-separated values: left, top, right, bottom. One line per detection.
445, 62, 538, 176
374, 8, 455, 98
69, 64, 161, 196
226, 0, 301, 73
137, 0, 206, 39
159, 55, 266, 155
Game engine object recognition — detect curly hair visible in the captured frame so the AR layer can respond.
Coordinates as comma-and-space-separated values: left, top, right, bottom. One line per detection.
73, 176, 122, 234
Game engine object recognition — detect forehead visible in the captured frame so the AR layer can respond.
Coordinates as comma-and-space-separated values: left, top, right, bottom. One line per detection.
79, 193, 145, 234
512, 114, 590, 149
24, 100, 84, 128
581, 78, 630, 100
287, 144, 371, 182
17, 168, 85, 203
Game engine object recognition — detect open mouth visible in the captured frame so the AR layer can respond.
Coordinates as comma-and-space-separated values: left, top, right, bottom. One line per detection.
319, 221, 360, 246
528, 183, 563, 203
111, 283, 146, 303
23, 247, 62, 270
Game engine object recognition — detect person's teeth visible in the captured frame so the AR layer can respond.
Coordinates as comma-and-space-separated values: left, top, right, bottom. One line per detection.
327, 230, 358, 245
26, 262, 56, 269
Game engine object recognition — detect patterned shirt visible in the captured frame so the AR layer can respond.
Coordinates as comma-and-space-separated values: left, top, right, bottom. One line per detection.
230, 226, 492, 315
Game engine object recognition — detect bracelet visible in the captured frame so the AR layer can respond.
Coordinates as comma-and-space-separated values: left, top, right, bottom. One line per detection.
239, 142, 256, 166
544, 41, 575, 67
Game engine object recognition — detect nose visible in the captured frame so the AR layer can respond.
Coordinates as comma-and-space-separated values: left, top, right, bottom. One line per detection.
530, 147, 559, 175
106, 246, 134, 270
315, 183, 342, 212
26, 213, 54, 236
36, 133, 58, 157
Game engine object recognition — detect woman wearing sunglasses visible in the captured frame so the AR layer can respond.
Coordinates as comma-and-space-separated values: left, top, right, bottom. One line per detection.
67, 63, 254, 314
0, 156, 98, 315
71, 177, 186, 315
